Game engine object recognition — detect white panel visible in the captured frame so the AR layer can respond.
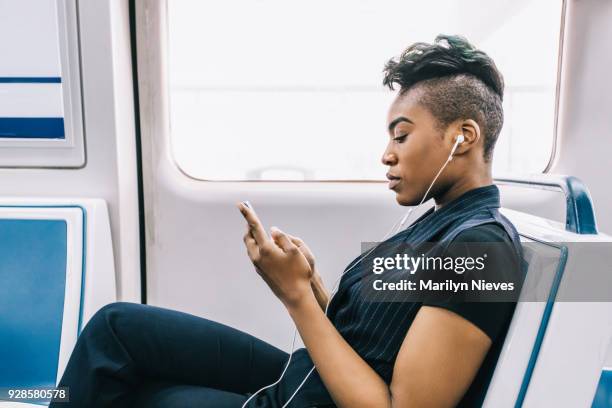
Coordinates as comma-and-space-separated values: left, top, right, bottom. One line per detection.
0, 0, 61, 77
79, 199, 117, 327
0, 84, 63, 117
551, 0, 612, 234
0, 0, 84, 168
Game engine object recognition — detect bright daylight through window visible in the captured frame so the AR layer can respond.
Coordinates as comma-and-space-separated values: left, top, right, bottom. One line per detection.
167, 0, 563, 181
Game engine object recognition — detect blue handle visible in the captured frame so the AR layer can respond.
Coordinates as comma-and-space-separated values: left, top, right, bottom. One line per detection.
494, 174, 598, 234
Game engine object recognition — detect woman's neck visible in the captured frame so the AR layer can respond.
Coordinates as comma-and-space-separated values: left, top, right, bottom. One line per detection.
434, 174, 493, 210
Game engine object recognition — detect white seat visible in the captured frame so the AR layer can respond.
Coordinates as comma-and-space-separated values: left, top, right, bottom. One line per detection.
483, 238, 564, 407
483, 208, 612, 408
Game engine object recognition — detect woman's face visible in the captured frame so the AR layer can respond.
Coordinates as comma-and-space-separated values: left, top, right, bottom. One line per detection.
382, 89, 456, 206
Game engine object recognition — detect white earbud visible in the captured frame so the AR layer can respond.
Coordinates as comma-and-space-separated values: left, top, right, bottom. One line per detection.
448, 134, 465, 160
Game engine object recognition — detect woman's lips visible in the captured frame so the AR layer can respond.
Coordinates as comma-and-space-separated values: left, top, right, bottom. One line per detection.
388, 178, 401, 190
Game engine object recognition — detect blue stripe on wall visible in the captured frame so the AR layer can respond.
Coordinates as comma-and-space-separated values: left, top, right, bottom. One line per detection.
0, 77, 61, 83
0, 118, 65, 139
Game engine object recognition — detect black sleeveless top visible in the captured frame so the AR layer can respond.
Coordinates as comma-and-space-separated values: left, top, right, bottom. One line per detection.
256, 185, 525, 407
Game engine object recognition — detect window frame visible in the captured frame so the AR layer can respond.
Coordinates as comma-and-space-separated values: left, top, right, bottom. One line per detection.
139, 0, 566, 183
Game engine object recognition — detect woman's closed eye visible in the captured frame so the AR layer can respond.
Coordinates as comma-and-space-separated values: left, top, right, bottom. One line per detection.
393, 134, 408, 143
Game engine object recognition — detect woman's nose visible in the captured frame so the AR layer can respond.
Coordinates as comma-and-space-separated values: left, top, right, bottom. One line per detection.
381, 150, 397, 166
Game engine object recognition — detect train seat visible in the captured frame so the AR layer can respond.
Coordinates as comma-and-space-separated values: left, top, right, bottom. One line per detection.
593, 369, 612, 408
483, 175, 612, 407
0, 199, 115, 407
483, 233, 565, 407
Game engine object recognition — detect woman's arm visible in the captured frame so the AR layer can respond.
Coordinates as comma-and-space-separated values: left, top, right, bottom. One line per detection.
287, 291, 393, 407
388, 306, 492, 407
309, 269, 330, 311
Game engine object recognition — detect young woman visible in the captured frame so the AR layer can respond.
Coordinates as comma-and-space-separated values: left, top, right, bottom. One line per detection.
50, 35, 523, 408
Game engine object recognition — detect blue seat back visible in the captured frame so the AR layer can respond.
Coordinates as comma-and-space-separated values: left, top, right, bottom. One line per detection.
0, 219, 68, 389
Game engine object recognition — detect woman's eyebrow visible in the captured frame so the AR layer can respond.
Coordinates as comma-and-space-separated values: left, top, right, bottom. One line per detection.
388, 116, 414, 133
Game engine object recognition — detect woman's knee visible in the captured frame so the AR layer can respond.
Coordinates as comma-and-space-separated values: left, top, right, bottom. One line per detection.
82, 302, 144, 337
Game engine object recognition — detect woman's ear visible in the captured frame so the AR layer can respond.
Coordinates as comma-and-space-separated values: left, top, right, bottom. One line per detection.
450, 119, 481, 156
460, 119, 481, 147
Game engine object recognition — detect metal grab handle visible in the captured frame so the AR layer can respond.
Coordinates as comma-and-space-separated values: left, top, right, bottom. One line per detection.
494, 174, 598, 234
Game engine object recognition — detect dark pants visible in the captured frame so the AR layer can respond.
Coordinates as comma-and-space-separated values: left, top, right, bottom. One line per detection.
49, 302, 289, 408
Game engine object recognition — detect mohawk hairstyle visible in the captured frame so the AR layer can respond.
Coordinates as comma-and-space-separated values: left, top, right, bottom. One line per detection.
383, 34, 505, 161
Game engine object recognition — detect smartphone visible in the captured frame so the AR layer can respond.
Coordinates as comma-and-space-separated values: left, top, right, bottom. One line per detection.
240, 201, 267, 237
241, 200, 260, 221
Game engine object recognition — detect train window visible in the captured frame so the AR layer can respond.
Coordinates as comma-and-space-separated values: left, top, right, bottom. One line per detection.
167, 0, 563, 181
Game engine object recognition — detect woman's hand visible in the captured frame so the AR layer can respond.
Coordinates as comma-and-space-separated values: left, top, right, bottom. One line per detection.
238, 202, 313, 308
286, 233, 316, 271
285, 233, 331, 311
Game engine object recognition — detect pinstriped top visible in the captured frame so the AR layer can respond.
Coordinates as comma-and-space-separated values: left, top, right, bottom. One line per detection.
277, 184, 524, 408
325, 184, 523, 383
